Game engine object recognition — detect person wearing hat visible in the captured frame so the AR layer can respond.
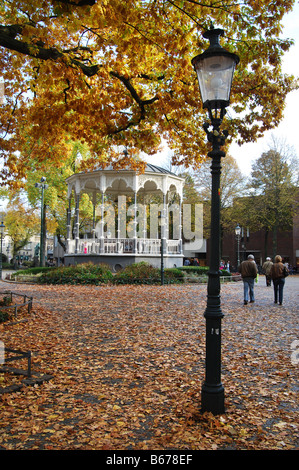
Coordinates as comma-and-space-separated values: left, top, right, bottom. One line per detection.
262, 257, 273, 286
239, 254, 258, 305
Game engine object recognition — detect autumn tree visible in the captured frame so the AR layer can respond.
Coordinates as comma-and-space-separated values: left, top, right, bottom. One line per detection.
186, 154, 246, 241
242, 139, 298, 257
0, 0, 297, 187
191, 154, 246, 207
24, 141, 95, 252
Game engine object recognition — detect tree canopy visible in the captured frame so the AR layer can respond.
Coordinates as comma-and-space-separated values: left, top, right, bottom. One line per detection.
0, 0, 297, 187
249, 144, 297, 238
232, 137, 298, 257
5, 196, 39, 258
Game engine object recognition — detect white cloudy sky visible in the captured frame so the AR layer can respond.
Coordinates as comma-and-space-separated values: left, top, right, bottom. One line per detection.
147, 3, 299, 176
229, 2, 299, 175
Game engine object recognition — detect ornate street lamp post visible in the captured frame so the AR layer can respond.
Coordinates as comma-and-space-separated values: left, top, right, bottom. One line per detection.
35, 177, 48, 267
235, 224, 241, 268
192, 26, 239, 414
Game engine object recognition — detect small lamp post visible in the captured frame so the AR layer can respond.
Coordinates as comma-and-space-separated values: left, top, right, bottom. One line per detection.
35, 177, 48, 267
158, 211, 165, 285
0, 220, 5, 280
235, 224, 241, 268
192, 26, 239, 415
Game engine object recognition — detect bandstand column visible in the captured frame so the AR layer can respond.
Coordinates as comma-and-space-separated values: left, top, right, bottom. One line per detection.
162, 193, 167, 254
133, 191, 137, 254
92, 192, 96, 249
92, 203, 96, 245
179, 196, 182, 253
118, 195, 126, 237
66, 197, 71, 253
100, 191, 105, 254
75, 193, 80, 254
143, 204, 147, 239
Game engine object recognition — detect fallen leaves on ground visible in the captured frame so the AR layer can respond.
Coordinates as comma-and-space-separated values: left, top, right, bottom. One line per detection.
0, 279, 298, 450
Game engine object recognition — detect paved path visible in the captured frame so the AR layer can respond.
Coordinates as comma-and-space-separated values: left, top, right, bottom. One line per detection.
2, 272, 298, 308
0, 275, 298, 450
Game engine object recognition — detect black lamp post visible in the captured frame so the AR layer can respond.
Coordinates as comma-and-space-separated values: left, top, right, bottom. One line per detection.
235, 224, 241, 268
192, 26, 239, 415
35, 177, 48, 267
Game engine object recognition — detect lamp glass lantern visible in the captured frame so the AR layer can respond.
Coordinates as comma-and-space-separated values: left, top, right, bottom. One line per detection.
192, 28, 239, 114
235, 224, 241, 237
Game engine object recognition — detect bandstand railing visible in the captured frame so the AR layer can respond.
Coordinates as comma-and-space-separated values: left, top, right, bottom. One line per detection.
68, 238, 181, 255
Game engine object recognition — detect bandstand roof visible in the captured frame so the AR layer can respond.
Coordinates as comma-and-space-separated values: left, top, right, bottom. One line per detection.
66, 163, 184, 198
143, 163, 177, 175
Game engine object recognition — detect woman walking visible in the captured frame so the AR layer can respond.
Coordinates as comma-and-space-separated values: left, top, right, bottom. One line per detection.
270, 255, 289, 305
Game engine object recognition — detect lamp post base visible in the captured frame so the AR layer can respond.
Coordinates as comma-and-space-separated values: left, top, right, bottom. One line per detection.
201, 308, 225, 415
201, 383, 225, 415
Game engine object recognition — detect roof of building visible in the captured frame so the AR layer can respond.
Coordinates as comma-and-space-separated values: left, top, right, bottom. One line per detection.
68, 162, 180, 179
144, 163, 177, 175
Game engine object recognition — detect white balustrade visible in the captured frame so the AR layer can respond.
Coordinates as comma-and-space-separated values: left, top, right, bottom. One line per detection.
68, 238, 181, 255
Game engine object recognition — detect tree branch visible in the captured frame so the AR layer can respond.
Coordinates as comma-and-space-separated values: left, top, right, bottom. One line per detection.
0, 25, 101, 76
108, 71, 160, 135
0, 25, 62, 60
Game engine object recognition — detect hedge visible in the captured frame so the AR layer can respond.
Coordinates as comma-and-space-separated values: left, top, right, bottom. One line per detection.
39, 263, 113, 285
10, 262, 232, 286
178, 266, 231, 277
112, 262, 184, 285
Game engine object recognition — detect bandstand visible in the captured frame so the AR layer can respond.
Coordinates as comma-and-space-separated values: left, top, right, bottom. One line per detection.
64, 164, 184, 271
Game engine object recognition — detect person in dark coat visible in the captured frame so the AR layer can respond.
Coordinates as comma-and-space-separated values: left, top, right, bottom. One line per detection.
239, 254, 258, 305
270, 255, 289, 305
262, 257, 273, 286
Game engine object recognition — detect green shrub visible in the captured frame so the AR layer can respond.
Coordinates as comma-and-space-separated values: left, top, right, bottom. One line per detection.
39, 263, 113, 285
178, 266, 209, 275
164, 268, 185, 283
219, 270, 231, 277
22, 260, 35, 267
0, 296, 12, 307
112, 262, 184, 285
0, 295, 12, 323
112, 262, 159, 284
2, 262, 12, 269
179, 266, 231, 277
0, 310, 10, 323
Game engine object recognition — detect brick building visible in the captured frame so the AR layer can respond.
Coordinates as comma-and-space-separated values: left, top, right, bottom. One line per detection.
221, 211, 299, 272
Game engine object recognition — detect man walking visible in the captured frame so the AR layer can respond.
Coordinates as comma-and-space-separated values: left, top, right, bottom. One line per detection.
239, 254, 258, 305
262, 257, 273, 286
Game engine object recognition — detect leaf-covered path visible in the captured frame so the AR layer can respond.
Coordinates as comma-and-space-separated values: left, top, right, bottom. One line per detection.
0, 276, 298, 450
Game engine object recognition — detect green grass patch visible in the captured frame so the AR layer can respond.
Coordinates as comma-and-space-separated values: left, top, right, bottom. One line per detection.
11, 266, 56, 278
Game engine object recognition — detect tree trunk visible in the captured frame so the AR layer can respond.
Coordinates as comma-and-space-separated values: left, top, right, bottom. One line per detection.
264, 228, 269, 260
41, 203, 47, 266
273, 223, 278, 260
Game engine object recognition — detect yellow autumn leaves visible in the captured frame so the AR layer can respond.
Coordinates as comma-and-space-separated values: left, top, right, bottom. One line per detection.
0, 0, 297, 185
